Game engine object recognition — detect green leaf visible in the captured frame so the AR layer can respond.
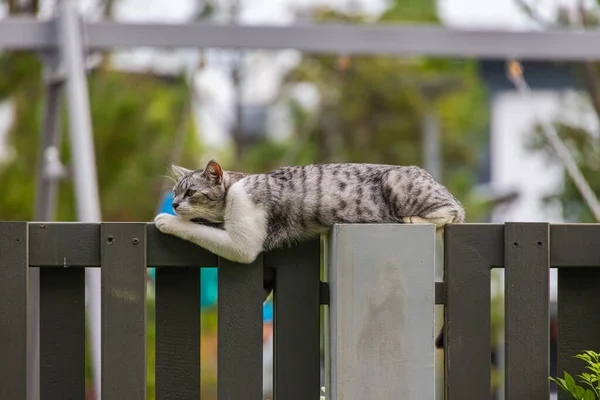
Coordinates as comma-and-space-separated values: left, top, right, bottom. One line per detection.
576, 354, 593, 363
584, 389, 596, 400
550, 377, 570, 393
585, 351, 600, 362
586, 365, 600, 375
566, 372, 577, 392
575, 386, 586, 398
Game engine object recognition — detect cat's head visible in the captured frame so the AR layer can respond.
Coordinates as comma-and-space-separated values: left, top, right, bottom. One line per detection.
169, 160, 227, 222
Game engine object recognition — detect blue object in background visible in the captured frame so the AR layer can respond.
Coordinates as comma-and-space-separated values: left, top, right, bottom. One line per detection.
263, 300, 273, 323
154, 191, 218, 308
154, 191, 273, 321
157, 191, 175, 215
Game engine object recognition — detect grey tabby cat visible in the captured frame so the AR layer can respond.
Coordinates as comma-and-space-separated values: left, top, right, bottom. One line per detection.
155, 159, 464, 349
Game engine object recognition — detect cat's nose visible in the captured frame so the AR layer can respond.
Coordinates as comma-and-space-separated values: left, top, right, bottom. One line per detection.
172, 202, 180, 210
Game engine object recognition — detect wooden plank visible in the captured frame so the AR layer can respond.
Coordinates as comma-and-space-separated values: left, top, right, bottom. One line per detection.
40, 268, 85, 400
435, 282, 446, 305
28, 223, 218, 268
550, 224, 600, 266
218, 256, 263, 399
267, 240, 320, 400
0, 222, 28, 399
445, 224, 492, 400
147, 224, 217, 267
29, 222, 100, 267
557, 268, 600, 400
101, 223, 147, 400
155, 268, 201, 399
504, 223, 549, 399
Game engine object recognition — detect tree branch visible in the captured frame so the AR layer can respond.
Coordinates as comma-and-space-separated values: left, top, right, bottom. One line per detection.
514, 0, 556, 28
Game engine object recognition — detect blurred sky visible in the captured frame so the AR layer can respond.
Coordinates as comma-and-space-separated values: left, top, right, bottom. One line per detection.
103, 0, 574, 28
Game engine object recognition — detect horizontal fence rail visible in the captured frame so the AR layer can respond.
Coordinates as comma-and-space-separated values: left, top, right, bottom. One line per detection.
2, 17, 600, 60
0, 222, 321, 400
24, 222, 600, 268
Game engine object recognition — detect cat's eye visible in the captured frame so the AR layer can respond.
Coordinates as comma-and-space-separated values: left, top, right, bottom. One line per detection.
185, 189, 196, 197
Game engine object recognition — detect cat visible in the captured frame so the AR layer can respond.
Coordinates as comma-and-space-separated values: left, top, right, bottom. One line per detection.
154, 159, 463, 349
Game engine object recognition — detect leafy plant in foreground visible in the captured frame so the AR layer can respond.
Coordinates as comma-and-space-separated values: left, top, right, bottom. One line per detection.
550, 350, 600, 400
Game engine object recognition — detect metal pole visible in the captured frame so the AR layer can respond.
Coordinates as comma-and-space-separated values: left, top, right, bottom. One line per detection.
34, 56, 65, 221
58, 3, 103, 399
29, 53, 65, 400
422, 107, 441, 181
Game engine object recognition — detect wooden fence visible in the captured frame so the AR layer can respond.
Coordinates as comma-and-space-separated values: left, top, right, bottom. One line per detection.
1, 221, 599, 399
0, 222, 322, 400
442, 223, 600, 400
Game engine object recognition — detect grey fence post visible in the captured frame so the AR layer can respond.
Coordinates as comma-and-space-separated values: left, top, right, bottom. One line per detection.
327, 224, 436, 400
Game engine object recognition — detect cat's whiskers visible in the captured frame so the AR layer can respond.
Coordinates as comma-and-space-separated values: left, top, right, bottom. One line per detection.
160, 174, 178, 185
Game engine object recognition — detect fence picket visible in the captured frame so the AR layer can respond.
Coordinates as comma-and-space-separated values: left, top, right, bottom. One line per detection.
218, 255, 263, 399
40, 268, 85, 399
0, 222, 28, 399
558, 268, 600, 400
101, 223, 147, 400
445, 224, 492, 400
267, 239, 321, 400
504, 223, 549, 399
155, 267, 201, 399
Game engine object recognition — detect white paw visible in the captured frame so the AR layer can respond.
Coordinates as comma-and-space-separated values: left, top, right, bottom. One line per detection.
154, 213, 180, 234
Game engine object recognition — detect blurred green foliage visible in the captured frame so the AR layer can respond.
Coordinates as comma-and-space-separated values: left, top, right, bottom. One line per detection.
0, 57, 202, 221
0, 0, 496, 398
521, 3, 600, 223
526, 97, 600, 223
245, 0, 491, 221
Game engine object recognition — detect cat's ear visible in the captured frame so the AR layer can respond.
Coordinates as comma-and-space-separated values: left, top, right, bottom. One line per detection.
170, 165, 192, 181
203, 160, 223, 184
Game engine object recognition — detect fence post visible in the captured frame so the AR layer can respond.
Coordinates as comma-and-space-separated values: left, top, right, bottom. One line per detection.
0, 222, 29, 399
327, 224, 436, 400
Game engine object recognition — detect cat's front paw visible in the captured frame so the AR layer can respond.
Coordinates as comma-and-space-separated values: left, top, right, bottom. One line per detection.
155, 213, 181, 235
